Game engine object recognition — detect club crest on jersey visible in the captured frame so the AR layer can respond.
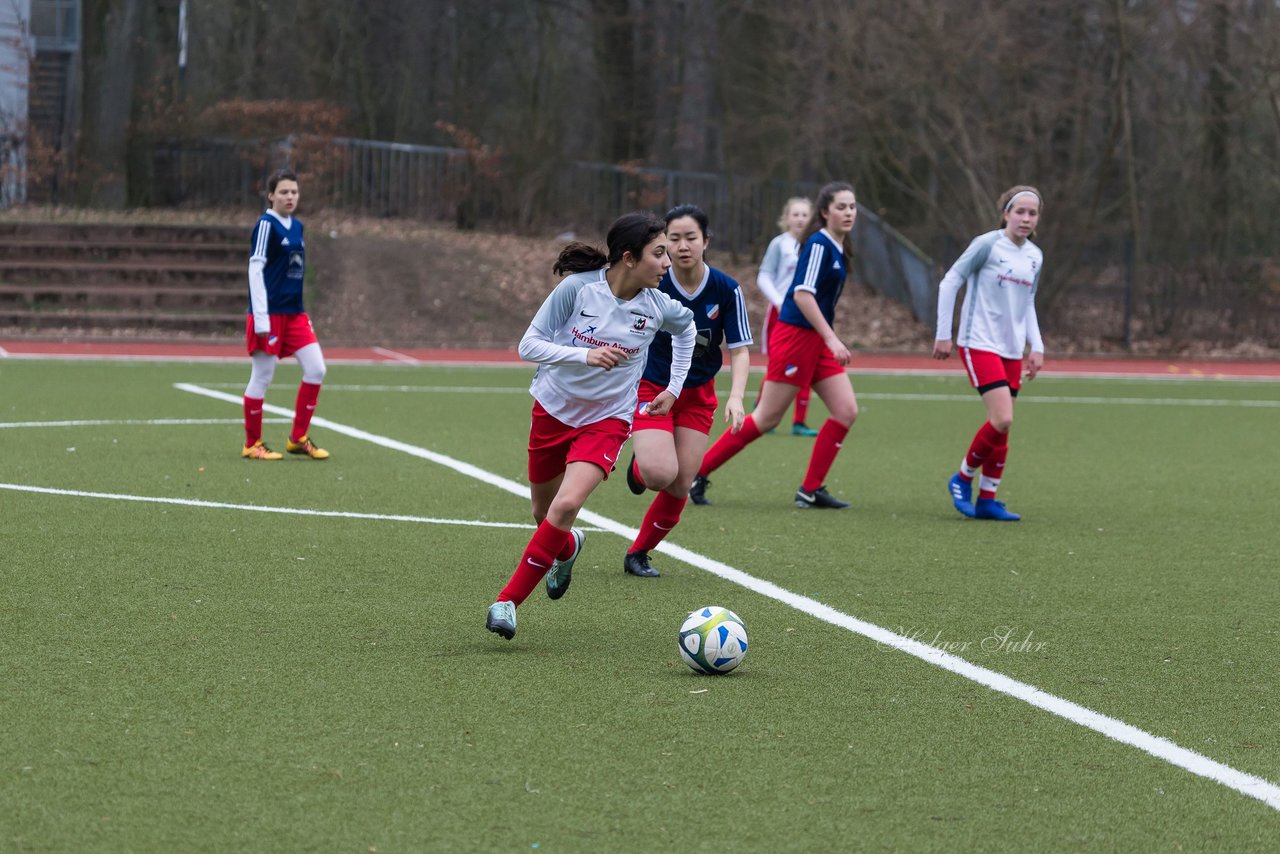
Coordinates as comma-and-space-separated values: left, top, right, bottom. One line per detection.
631, 317, 647, 332
785, 365, 799, 377
705, 303, 720, 320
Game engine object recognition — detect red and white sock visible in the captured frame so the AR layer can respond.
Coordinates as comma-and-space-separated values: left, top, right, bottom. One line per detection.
498, 520, 571, 607
291, 382, 322, 442
960, 421, 1003, 481
243, 396, 265, 446
978, 431, 1009, 499
630, 490, 687, 554
800, 419, 850, 493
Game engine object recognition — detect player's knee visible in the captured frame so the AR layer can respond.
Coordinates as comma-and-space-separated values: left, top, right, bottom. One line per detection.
991, 414, 1013, 433
641, 459, 679, 492
303, 362, 327, 385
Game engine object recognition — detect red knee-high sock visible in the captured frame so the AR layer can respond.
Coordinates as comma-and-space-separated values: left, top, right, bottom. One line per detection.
961, 421, 1003, 479
291, 382, 322, 441
801, 419, 850, 492
498, 520, 571, 607
698, 416, 763, 477
794, 385, 811, 425
244, 396, 265, 446
979, 430, 1009, 499
630, 490, 688, 554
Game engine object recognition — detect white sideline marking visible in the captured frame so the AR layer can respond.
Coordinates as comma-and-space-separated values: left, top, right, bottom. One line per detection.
0, 418, 289, 429
372, 347, 422, 365
187, 382, 1280, 408
169, 381, 1280, 812
0, 482, 539, 531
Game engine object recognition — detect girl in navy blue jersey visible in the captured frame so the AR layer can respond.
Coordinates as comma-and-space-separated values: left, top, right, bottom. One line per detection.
621, 204, 753, 577
690, 182, 861, 509
241, 169, 329, 461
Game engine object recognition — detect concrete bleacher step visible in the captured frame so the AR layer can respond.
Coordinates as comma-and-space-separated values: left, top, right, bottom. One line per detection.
0, 221, 251, 339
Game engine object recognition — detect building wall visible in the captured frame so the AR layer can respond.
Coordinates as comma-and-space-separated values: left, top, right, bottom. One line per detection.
1, 0, 33, 205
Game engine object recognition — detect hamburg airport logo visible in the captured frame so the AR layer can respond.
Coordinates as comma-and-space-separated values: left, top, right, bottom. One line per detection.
706, 304, 720, 320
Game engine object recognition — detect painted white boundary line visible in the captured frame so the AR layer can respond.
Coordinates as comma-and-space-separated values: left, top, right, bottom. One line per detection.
0, 482, 538, 531
188, 382, 1280, 408
0, 418, 289, 429
372, 347, 422, 365
172, 382, 1280, 813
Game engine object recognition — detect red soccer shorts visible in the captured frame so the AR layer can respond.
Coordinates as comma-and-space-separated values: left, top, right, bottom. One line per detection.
245, 313, 319, 359
527, 401, 631, 483
957, 346, 1023, 395
764, 321, 846, 387
633, 379, 718, 435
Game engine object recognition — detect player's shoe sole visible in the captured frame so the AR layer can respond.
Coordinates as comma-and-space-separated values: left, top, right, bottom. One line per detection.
975, 498, 1021, 521
485, 600, 517, 639
242, 440, 283, 460
623, 550, 660, 578
545, 528, 584, 600
286, 434, 330, 460
948, 474, 976, 518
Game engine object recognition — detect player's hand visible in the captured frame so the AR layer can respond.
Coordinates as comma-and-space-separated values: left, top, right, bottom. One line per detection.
933, 339, 953, 360
587, 346, 628, 370
725, 394, 746, 433
646, 391, 677, 417
826, 335, 852, 366
1025, 351, 1044, 380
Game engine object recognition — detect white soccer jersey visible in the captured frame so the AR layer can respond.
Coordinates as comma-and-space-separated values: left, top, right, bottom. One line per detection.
935, 230, 1044, 359
519, 268, 696, 428
756, 232, 800, 309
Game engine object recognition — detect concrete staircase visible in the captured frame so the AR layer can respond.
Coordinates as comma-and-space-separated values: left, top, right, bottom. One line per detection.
0, 222, 247, 340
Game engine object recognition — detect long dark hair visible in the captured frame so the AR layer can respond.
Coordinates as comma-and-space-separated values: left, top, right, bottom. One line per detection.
796, 181, 855, 265
553, 211, 666, 275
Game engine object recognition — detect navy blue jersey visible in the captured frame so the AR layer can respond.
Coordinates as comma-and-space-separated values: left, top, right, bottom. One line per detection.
643, 265, 752, 389
247, 211, 306, 314
779, 230, 847, 329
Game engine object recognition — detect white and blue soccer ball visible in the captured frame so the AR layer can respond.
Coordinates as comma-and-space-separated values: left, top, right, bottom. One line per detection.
678, 606, 748, 674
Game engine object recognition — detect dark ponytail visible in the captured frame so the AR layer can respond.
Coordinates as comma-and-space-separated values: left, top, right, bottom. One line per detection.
554, 242, 608, 275
554, 212, 666, 275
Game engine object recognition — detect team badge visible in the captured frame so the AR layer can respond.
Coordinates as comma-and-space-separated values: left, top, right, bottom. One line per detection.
785, 365, 799, 377
706, 303, 720, 320
632, 317, 647, 332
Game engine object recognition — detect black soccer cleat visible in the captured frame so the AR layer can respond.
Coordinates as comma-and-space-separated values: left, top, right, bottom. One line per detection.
795, 485, 850, 509
688, 474, 711, 506
623, 550, 660, 578
625, 454, 645, 495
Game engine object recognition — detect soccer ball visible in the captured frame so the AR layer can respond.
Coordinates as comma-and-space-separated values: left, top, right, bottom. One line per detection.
678, 606, 748, 674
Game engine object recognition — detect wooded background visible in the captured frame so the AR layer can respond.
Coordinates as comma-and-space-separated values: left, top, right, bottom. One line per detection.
49, 1, 1280, 347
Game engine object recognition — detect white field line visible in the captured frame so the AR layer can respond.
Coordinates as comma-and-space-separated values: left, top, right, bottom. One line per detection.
171, 380, 1280, 812
0, 418, 289, 429
371, 347, 422, 365
184, 382, 1280, 407
0, 482, 539, 531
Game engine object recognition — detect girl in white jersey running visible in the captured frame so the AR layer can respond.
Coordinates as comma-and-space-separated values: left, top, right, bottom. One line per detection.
755, 197, 817, 436
486, 213, 696, 640
933, 185, 1046, 522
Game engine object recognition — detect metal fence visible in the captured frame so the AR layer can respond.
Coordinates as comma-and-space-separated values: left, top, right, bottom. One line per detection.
147, 136, 940, 324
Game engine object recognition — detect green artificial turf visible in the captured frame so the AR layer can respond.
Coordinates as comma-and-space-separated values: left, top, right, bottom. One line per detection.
2, 359, 1278, 851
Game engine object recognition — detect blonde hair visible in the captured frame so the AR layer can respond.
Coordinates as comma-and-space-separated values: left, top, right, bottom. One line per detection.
777, 196, 812, 232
